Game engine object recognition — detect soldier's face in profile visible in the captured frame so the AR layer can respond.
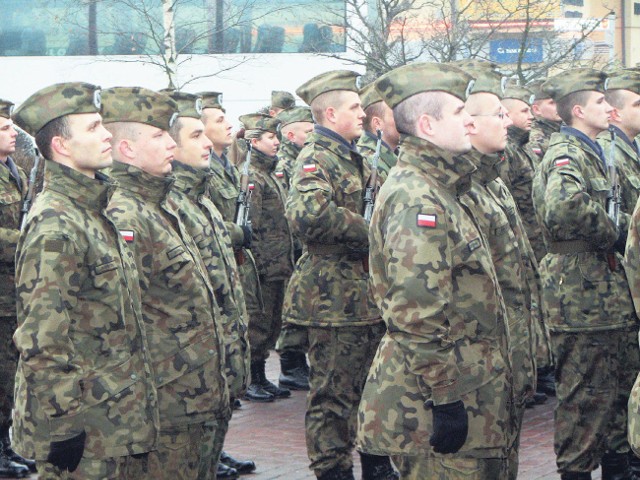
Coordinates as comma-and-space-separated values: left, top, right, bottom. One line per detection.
467, 93, 512, 154
330, 91, 365, 142
63, 113, 113, 175
129, 124, 177, 177
174, 117, 213, 170
581, 92, 612, 132
424, 93, 474, 154
533, 98, 561, 122
613, 90, 640, 138
252, 131, 280, 157
503, 99, 533, 131
285, 121, 313, 148
202, 108, 233, 150
0, 116, 17, 161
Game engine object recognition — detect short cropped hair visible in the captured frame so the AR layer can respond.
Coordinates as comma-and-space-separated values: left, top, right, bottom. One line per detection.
393, 91, 446, 136
556, 90, 591, 125
35, 116, 71, 161
310, 90, 350, 124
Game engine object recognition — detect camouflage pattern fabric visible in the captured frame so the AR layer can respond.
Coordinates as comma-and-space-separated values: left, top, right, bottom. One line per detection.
107, 161, 229, 430
357, 131, 397, 184
168, 161, 250, 400
529, 118, 561, 162
541, 68, 607, 101
394, 455, 509, 480
37, 454, 150, 480
274, 139, 302, 190
200, 417, 229, 479
0, 316, 17, 427
271, 90, 296, 110
251, 279, 286, 361
357, 134, 513, 460
283, 129, 380, 328
13, 160, 159, 460
306, 323, 385, 476
503, 126, 547, 262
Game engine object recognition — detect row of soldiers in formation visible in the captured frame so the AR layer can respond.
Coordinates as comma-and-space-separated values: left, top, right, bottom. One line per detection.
0, 59, 640, 480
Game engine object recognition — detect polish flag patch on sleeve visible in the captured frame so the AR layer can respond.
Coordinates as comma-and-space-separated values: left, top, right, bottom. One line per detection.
303, 163, 316, 172
248, 183, 255, 190
532, 147, 542, 156
417, 214, 437, 228
275, 171, 284, 178
555, 157, 570, 167
120, 230, 135, 243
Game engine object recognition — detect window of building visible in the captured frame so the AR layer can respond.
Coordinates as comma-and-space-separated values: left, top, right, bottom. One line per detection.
564, 10, 583, 18
563, 0, 584, 6
0, 0, 347, 56
635, 2, 640, 14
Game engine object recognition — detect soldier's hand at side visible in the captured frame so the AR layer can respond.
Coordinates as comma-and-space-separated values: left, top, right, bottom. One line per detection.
241, 225, 252, 249
614, 229, 627, 255
47, 430, 86, 472
429, 400, 468, 454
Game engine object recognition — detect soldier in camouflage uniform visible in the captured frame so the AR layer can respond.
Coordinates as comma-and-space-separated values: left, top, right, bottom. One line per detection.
284, 70, 396, 480
356, 62, 513, 480
532, 69, 638, 479
102, 87, 229, 479
356, 83, 399, 184
240, 113, 294, 401
0, 99, 36, 479
269, 90, 296, 117
272, 106, 314, 391
528, 79, 562, 163
601, 70, 640, 478
198, 92, 259, 477
11, 83, 159, 479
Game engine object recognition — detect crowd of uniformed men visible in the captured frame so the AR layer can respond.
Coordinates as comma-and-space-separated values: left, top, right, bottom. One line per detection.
1, 60, 640, 480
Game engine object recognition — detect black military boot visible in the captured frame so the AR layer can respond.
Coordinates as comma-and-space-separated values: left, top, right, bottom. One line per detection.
560, 473, 591, 480
601, 451, 632, 480
279, 351, 310, 391
359, 452, 399, 480
1, 427, 35, 474
257, 359, 291, 399
537, 365, 557, 396
0, 430, 29, 479
628, 451, 640, 479
220, 451, 256, 474
244, 360, 275, 402
216, 461, 240, 479
318, 465, 356, 480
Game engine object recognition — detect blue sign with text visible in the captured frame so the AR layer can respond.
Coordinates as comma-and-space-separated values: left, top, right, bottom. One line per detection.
490, 38, 543, 64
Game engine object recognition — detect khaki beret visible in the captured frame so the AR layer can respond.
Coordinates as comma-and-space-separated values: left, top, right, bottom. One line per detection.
375, 62, 475, 109
296, 70, 362, 106
503, 85, 536, 106
239, 113, 280, 134
101, 87, 179, 131
276, 106, 313, 127
542, 68, 607, 101
360, 83, 384, 110
0, 99, 14, 120
13, 82, 102, 136
527, 80, 551, 101
453, 60, 506, 99
168, 91, 203, 119
605, 69, 640, 95
271, 90, 296, 110
198, 91, 225, 111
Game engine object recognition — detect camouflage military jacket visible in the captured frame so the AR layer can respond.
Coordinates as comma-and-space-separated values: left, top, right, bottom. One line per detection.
208, 151, 245, 248
529, 118, 561, 163
533, 130, 637, 332
168, 161, 250, 399
108, 162, 229, 427
13, 160, 159, 460
283, 128, 380, 327
274, 139, 302, 191
0, 157, 26, 316
503, 126, 546, 262
357, 130, 398, 184
248, 148, 294, 280
357, 135, 513, 458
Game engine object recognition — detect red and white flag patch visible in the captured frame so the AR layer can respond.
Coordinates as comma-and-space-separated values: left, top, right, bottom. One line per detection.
555, 158, 570, 167
417, 214, 437, 228
275, 171, 284, 178
120, 230, 135, 243
303, 164, 316, 172
532, 147, 542, 156
248, 183, 255, 190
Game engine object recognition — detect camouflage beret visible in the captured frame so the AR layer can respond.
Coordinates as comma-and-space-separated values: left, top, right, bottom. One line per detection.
296, 70, 362, 106
13, 82, 102, 136
375, 62, 475, 109
271, 90, 296, 110
360, 83, 384, 110
452, 60, 506, 99
101, 87, 179, 131
276, 106, 313, 128
605, 69, 640, 95
0, 99, 14, 119
239, 113, 280, 134
168, 91, 203, 119
503, 85, 536, 106
198, 91, 225, 111
527, 80, 551, 101
542, 68, 608, 101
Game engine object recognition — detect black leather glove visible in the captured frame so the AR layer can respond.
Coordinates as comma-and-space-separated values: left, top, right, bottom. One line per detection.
614, 228, 627, 255
241, 225, 252, 249
47, 431, 86, 473
429, 400, 468, 454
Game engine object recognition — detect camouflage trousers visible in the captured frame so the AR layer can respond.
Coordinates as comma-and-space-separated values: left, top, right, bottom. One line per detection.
238, 250, 264, 323
36, 455, 150, 480
533, 301, 554, 369
275, 322, 309, 354
551, 329, 631, 473
201, 416, 230, 480
393, 455, 509, 479
306, 322, 385, 477
249, 278, 285, 361
0, 315, 18, 427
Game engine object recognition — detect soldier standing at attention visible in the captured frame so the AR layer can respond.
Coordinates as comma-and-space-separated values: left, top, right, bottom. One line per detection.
102, 87, 229, 479
11, 82, 159, 479
356, 62, 513, 479
273, 106, 314, 392
532, 69, 638, 479
240, 113, 294, 401
269, 90, 296, 117
528, 79, 562, 163
284, 70, 397, 480
356, 83, 399, 184
0, 99, 35, 479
